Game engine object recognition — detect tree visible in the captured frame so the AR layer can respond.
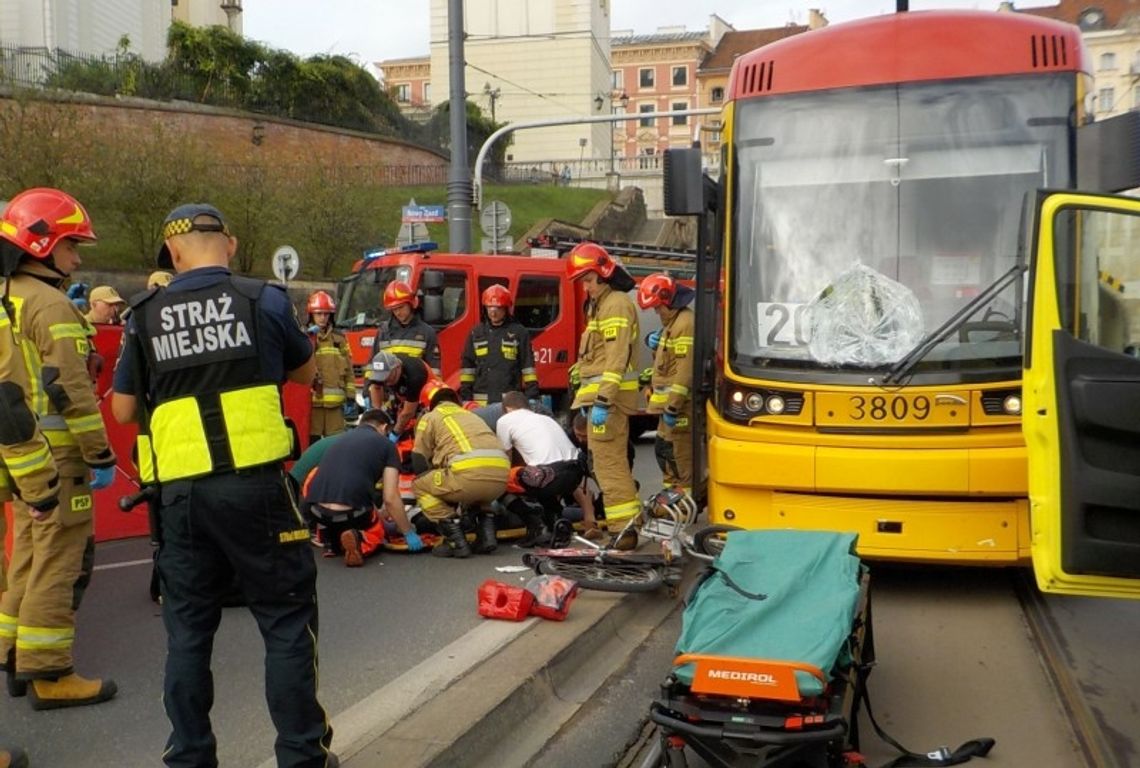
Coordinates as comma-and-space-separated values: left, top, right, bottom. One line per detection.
213, 162, 285, 275
0, 90, 98, 193
286, 164, 380, 278
427, 100, 511, 170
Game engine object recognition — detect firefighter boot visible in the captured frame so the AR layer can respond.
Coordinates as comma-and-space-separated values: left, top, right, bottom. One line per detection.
0, 745, 28, 768
4, 650, 26, 698
517, 509, 551, 549
432, 518, 472, 559
470, 511, 498, 555
28, 672, 117, 711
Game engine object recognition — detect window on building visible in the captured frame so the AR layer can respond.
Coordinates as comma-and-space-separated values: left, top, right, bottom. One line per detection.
639, 103, 655, 127
711, 86, 724, 103
423, 83, 431, 102
612, 70, 622, 90
1100, 52, 1117, 70
671, 102, 687, 125
515, 276, 561, 331
672, 66, 687, 87
639, 68, 655, 88
395, 84, 410, 103
1099, 86, 1115, 112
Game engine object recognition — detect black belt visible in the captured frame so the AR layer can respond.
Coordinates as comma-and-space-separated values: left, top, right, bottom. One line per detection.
311, 504, 371, 524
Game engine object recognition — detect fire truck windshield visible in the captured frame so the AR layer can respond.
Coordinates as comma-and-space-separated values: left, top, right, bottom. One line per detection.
335, 266, 409, 329
730, 73, 1073, 379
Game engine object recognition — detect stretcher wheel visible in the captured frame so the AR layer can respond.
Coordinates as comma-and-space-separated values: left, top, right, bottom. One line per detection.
690, 524, 743, 558
536, 559, 663, 592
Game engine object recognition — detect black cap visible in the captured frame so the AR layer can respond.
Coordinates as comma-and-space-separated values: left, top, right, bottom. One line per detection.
157, 203, 230, 269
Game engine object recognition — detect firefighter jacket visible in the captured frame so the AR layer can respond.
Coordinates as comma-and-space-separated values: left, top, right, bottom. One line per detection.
5, 262, 115, 478
376, 314, 441, 375
648, 306, 694, 430
413, 402, 510, 473
458, 318, 539, 404
310, 327, 355, 408
129, 275, 294, 483
570, 284, 639, 415
0, 299, 59, 511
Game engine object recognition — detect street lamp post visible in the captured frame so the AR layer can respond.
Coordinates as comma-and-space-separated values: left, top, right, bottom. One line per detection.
611, 90, 629, 191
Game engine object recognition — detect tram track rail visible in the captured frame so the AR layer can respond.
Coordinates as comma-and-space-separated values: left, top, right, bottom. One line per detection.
1011, 568, 1118, 768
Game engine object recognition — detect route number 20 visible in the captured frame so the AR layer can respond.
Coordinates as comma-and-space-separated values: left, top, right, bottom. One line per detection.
756, 302, 809, 347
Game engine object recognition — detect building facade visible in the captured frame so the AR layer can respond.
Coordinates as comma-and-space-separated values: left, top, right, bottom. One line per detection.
376, 56, 433, 124
427, 0, 611, 164
172, 0, 242, 34
0, 0, 168, 60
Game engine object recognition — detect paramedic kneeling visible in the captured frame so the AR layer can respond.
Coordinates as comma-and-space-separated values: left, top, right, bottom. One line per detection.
302, 409, 423, 566
111, 203, 335, 768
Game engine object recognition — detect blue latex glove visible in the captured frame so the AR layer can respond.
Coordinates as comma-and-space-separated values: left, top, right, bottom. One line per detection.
647, 329, 661, 351
662, 411, 678, 428
90, 466, 115, 490
403, 530, 424, 552
307, 324, 319, 334
388, 431, 399, 444
66, 283, 88, 301
343, 401, 359, 419
590, 404, 609, 427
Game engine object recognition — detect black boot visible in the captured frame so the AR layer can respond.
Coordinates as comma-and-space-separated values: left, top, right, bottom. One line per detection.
432, 518, 472, 558
471, 511, 498, 555
4, 649, 26, 698
517, 511, 551, 549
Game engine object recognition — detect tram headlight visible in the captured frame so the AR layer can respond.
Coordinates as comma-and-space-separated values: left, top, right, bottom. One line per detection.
1002, 394, 1022, 415
719, 382, 805, 423
745, 393, 765, 412
765, 395, 786, 415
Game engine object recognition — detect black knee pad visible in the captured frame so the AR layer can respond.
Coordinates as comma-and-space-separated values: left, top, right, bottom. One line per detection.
0, 382, 35, 445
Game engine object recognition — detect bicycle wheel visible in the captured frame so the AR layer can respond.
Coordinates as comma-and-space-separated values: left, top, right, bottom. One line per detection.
537, 558, 663, 592
691, 524, 744, 558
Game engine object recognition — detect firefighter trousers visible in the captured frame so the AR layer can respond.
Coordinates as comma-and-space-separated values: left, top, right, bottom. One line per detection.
655, 419, 693, 493
308, 405, 345, 441
0, 475, 93, 679
156, 466, 332, 768
589, 409, 641, 530
413, 466, 508, 521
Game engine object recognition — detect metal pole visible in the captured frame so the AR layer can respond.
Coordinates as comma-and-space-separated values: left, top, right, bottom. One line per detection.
446, 0, 473, 253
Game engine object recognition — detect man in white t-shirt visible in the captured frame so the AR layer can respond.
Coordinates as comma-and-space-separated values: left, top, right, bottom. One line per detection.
497, 391, 588, 547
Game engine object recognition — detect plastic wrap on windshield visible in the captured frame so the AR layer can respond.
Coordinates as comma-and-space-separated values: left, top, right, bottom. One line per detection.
806, 263, 924, 367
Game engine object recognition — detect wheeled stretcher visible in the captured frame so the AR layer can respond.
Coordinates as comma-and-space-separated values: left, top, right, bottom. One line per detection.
650, 530, 873, 768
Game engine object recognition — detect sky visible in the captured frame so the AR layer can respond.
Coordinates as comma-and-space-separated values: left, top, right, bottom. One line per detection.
242, 0, 1006, 72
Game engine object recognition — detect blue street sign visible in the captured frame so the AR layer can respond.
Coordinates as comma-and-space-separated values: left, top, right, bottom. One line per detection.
401, 204, 447, 224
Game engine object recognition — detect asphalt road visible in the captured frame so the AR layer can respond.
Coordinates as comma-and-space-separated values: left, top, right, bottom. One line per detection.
2, 440, 662, 768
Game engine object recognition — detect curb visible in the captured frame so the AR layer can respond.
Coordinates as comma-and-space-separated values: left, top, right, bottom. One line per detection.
338, 583, 681, 767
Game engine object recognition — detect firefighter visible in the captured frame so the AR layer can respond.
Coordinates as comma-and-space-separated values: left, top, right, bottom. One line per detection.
0, 188, 119, 711
375, 280, 441, 375
110, 203, 334, 767
366, 350, 433, 437
637, 273, 695, 495
566, 242, 642, 549
458, 284, 540, 406
411, 381, 510, 558
306, 289, 356, 443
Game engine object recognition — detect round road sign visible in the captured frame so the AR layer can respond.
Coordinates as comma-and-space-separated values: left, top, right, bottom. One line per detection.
480, 200, 512, 238
272, 245, 300, 282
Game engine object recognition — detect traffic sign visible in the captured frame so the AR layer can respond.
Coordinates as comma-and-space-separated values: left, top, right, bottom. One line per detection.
272, 245, 299, 283
480, 200, 512, 238
402, 202, 447, 224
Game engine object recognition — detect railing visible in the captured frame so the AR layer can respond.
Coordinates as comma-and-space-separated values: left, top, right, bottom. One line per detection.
488, 153, 721, 185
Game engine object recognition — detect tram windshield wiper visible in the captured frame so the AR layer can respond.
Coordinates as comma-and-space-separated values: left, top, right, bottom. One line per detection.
883, 263, 1027, 384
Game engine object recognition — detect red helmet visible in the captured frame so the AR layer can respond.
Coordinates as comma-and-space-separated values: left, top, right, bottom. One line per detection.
637, 273, 676, 309
383, 280, 419, 310
482, 284, 512, 310
566, 242, 617, 281
419, 378, 456, 410
0, 188, 97, 259
307, 290, 336, 314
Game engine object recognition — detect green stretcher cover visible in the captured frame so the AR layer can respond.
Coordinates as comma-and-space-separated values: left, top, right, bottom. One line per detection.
675, 530, 862, 698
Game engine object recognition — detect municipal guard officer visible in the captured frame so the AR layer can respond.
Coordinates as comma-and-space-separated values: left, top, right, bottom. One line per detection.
306, 290, 356, 443
458, 284, 540, 406
0, 188, 118, 710
411, 381, 510, 558
375, 280, 441, 375
111, 203, 335, 768
566, 242, 642, 549
637, 273, 696, 495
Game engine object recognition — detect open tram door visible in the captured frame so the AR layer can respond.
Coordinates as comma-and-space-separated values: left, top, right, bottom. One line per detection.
1024, 190, 1140, 598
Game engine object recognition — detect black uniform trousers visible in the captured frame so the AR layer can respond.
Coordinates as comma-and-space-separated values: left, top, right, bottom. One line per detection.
524, 460, 585, 525
156, 465, 333, 768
